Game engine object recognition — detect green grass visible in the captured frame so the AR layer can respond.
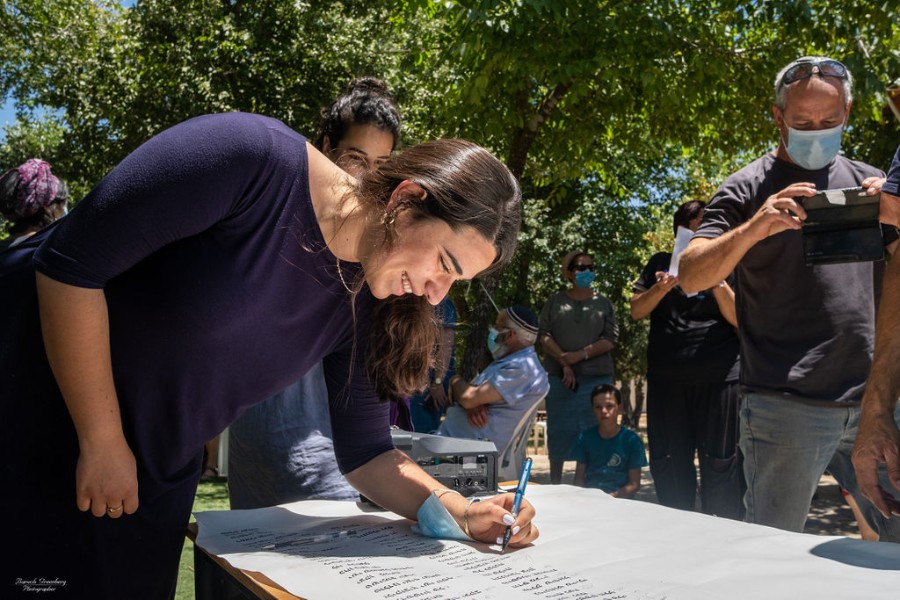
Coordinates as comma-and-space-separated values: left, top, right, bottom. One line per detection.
176, 478, 231, 600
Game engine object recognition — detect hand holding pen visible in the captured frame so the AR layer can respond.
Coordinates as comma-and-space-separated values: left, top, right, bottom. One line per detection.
453, 459, 539, 547
501, 457, 533, 553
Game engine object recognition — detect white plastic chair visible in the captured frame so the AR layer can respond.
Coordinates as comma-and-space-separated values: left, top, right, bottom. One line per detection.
497, 401, 543, 482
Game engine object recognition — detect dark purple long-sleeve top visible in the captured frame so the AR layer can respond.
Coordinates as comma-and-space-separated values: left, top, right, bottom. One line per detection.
2, 113, 396, 595
33, 112, 393, 484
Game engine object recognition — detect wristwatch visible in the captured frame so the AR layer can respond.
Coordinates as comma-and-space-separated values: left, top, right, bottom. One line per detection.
433, 376, 443, 385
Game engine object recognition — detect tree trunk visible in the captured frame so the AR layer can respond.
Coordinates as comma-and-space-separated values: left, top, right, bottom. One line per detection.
632, 378, 645, 431
457, 271, 501, 380
458, 82, 571, 379
620, 379, 634, 428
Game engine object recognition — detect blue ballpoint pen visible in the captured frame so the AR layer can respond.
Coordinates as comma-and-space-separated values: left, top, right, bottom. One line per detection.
501, 456, 533, 553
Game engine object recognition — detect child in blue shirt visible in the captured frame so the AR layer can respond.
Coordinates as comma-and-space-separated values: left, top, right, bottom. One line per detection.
572, 384, 648, 498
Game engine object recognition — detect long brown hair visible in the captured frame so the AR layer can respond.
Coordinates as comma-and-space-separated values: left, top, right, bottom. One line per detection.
358, 139, 522, 397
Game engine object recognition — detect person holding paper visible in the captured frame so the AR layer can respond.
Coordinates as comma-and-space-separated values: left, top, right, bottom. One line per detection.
678, 56, 900, 540
0, 112, 536, 597
630, 200, 743, 518
853, 144, 900, 519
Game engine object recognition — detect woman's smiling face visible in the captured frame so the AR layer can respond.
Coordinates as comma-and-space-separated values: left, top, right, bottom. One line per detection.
361, 210, 496, 305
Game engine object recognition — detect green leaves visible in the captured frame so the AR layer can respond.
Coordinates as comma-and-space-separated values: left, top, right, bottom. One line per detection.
3, 0, 899, 378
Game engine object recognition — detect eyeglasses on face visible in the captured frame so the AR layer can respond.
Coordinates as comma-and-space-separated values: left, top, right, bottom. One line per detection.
780, 58, 848, 87
571, 264, 595, 272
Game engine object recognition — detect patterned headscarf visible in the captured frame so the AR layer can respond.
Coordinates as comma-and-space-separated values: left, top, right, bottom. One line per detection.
8, 159, 61, 218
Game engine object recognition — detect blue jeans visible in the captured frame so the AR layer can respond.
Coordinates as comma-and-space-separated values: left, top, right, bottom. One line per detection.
740, 390, 900, 541
545, 374, 614, 463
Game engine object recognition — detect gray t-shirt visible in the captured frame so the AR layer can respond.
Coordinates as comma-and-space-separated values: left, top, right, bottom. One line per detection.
538, 290, 618, 378
694, 153, 884, 403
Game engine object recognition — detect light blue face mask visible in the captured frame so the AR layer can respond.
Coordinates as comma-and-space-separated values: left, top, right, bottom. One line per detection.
785, 123, 843, 170
574, 271, 596, 289
413, 492, 474, 541
486, 327, 506, 359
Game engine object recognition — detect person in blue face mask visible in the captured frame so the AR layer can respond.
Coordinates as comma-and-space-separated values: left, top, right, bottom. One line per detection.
438, 306, 549, 471
538, 250, 619, 484
677, 57, 900, 542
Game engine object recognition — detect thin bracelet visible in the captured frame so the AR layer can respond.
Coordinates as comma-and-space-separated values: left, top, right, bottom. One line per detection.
463, 497, 481, 537
583, 348, 589, 361
433, 488, 462, 500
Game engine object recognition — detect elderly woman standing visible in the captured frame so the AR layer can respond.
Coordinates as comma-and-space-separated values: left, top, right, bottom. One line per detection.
0, 158, 68, 249
539, 250, 619, 484
1, 112, 535, 597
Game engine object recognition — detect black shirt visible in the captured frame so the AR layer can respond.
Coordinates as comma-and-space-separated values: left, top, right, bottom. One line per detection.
694, 153, 883, 403
634, 252, 740, 383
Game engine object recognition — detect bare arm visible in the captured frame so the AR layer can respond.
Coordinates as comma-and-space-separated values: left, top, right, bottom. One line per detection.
861, 176, 899, 227
539, 333, 566, 365
630, 272, 678, 321
852, 254, 900, 517
345, 449, 539, 547
448, 375, 503, 410
541, 331, 611, 365
585, 338, 615, 358
36, 273, 138, 518
710, 280, 738, 328
611, 468, 642, 499
882, 191, 900, 227
679, 182, 816, 293
573, 463, 586, 487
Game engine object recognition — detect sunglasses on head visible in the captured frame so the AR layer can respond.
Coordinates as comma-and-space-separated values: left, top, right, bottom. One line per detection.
780, 58, 848, 87
571, 264, 595, 272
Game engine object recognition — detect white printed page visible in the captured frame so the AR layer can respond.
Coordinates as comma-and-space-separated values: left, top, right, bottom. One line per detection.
195, 485, 900, 599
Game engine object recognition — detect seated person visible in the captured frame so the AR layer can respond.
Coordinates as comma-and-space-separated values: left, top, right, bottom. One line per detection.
438, 305, 549, 455
572, 384, 648, 498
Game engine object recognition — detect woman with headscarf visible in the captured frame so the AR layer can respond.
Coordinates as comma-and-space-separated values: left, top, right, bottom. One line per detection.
0, 158, 68, 249
539, 250, 619, 484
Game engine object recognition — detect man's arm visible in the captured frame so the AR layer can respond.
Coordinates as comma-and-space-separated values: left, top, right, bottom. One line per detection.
860, 173, 898, 227
448, 375, 503, 410
679, 182, 816, 293
852, 254, 900, 517
880, 191, 900, 228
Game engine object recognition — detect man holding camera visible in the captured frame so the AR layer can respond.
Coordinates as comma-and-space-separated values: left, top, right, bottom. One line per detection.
679, 56, 900, 541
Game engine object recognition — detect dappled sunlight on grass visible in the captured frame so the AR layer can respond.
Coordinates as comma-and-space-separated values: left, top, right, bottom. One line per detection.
177, 479, 231, 600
